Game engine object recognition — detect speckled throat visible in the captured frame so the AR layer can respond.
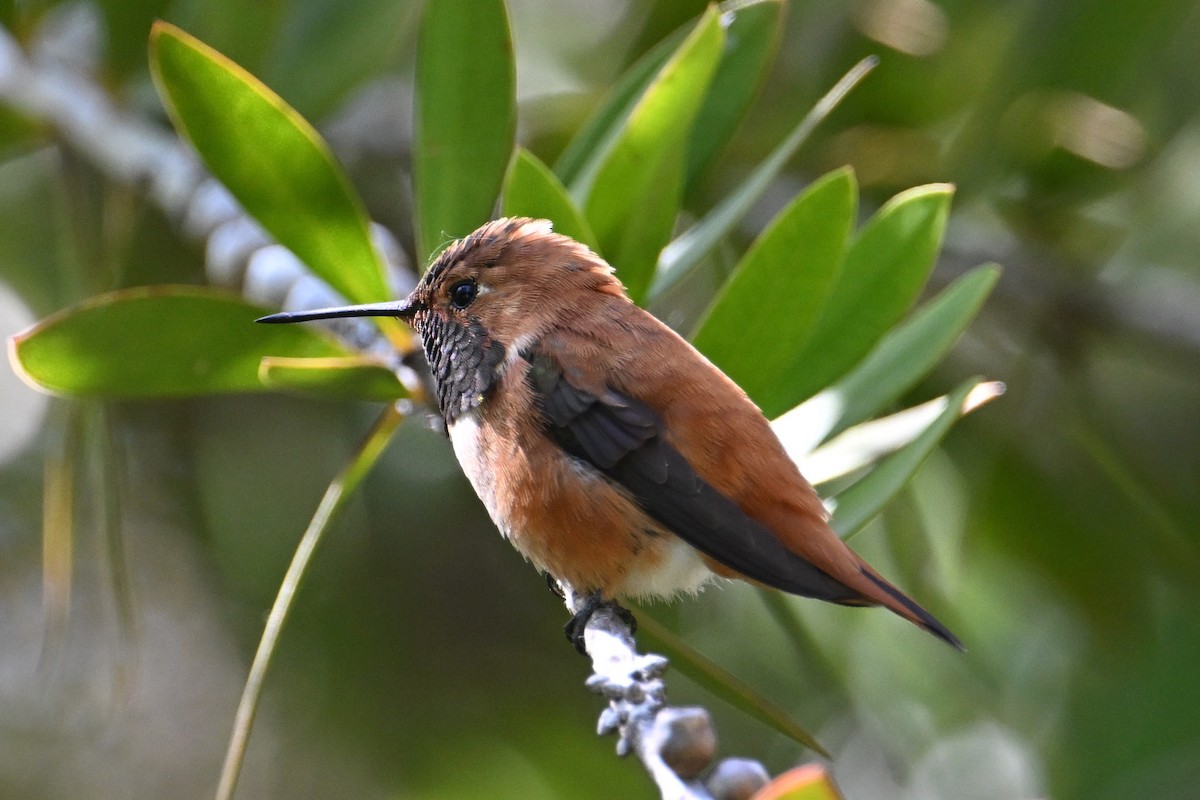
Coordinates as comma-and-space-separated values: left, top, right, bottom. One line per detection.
415, 311, 507, 424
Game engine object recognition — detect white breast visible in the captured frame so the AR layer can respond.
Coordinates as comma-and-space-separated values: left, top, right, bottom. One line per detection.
447, 413, 503, 532
618, 536, 715, 599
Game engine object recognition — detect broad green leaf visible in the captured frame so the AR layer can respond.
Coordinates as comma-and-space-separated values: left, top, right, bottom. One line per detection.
653, 57, 878, 298
768, 264, 997, 458
831, 379, 1004, 540
759, 184, 955, 417
580, 6, 724, 301
9, 287, 351, 398
215, 402, 406, 800
753, 764, 844, 800
501, 148, 599, 251
800, 396, 967, 486
691, 168, 855, 405
634, 612, 829, 756
150, 22, 388, 306
554, 26, 685, 187
685, 0, 783, 188
821, 264, 1001, 439
413, 0, 515, 260
258, 356, 407, 401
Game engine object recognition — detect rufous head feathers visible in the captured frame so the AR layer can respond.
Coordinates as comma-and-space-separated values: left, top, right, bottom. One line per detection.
404, 218, 626, 347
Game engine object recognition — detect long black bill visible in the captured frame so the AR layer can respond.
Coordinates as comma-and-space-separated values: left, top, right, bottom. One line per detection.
256, 300, 414, 324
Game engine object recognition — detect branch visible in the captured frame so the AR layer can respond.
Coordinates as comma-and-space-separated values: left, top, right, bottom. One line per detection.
567, 593, 772, 800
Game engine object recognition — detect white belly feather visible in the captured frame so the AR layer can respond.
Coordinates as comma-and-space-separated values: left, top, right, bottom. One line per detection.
447, 414, 504, 532
618, 536, 714, 599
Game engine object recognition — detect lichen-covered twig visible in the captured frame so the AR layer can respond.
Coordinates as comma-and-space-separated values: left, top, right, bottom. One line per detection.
0, 8, 415, 363
567, 592, 771, 800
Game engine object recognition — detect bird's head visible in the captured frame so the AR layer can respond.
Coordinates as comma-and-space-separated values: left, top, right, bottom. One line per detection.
400, 217, 624, 347
257, 218, 626, 421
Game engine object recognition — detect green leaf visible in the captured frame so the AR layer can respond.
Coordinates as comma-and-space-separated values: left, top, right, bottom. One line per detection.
553, 25, 686, 188
820, 264, 1001, 439
501, 148, 599, 251
691, 168, 855, 405
653, 57, 878, 297
580, 6, 725, 302
258, 356, 407, 401
9, 287, 351, 398
831, 379, 1003, 540
759, 183, 955, 417
634, 612, 829, 757
685, 0, 783, 188
150, 22, 389, 306
797, 396, 967, 486
413, 0, 515, 261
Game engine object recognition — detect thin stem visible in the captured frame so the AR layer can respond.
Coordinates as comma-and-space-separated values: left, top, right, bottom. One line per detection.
214, 401, 406, 800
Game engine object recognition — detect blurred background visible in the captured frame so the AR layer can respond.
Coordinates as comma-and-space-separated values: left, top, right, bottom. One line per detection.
1, 0, 1198, 798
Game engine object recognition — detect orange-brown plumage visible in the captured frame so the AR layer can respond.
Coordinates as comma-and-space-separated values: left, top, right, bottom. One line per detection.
260, 217, 960, 647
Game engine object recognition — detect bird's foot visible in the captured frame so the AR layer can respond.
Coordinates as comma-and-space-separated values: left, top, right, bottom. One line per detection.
564, 592, 638, 656
545, 572, 566, 600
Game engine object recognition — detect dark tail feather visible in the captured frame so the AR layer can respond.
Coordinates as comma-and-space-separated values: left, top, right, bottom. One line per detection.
858, 568, 965, 650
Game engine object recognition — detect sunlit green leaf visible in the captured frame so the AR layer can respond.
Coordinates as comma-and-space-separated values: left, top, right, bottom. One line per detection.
150, 22, 389, 306
258, 356, 407, 401
9, 287, 351, 398
635, 612, 829, 757
579, 6, 724, 301
413, 0, 515, 261
801, 396, 968, 486
820, 264, 1001, 439
653, 57, 877, 297
832, 379, 1003, 540
759, 183, 955, 417
501, 148, 599, 251
692, 168, 855, 405
685, 0, 783, 188
554, 26, 685, 188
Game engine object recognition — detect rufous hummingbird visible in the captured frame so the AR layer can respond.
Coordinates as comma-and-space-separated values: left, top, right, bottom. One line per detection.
259, 217, 961, 650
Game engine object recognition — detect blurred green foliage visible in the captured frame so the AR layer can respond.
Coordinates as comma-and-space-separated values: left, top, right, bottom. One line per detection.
0, 1, 1198, 799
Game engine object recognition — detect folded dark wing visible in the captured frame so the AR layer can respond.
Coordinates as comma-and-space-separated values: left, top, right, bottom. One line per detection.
523, 348, 859, 602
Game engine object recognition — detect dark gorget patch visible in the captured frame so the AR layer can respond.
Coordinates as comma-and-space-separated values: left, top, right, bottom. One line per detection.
417, 312, 506, 424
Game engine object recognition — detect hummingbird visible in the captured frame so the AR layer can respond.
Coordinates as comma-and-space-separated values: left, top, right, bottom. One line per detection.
258, 217, 961, 650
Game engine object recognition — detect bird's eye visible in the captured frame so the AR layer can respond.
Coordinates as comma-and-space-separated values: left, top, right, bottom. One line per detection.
448, 280, 478, 310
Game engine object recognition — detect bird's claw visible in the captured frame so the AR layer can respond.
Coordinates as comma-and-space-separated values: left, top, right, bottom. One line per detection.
564, 593, 638, 656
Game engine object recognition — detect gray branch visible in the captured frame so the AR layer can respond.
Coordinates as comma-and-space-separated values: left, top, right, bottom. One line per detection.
0, 6, 416, 366
566, 592, 771, 800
